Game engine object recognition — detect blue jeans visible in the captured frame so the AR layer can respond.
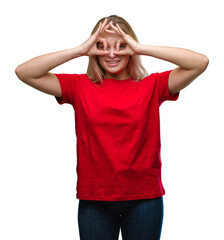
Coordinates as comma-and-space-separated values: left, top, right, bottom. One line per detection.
78, 196, 163, 240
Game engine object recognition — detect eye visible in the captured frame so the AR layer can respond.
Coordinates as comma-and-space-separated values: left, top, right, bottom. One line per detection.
97, 42, 104, 50
119, 43, 126, 49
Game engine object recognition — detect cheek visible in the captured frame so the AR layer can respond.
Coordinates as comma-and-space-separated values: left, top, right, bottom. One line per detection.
123, 56, 130, 66
98, 57, 105, 67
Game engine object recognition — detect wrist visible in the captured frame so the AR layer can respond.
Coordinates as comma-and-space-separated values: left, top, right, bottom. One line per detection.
136, 44, 151, 56
134, 43, 144, 55
76, 45, 87, 57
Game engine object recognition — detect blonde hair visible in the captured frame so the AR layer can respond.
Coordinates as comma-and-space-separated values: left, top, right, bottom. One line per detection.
86, 15, 148, 84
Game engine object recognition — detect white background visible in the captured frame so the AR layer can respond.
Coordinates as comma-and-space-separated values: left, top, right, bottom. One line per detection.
1, 0, 223, 239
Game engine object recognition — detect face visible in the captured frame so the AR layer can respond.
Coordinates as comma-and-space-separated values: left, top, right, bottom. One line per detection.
97, 32, 130, 80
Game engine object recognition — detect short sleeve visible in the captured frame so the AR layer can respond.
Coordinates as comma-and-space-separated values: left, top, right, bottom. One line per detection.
156, 70, 180, 106
52, 73, 78, 105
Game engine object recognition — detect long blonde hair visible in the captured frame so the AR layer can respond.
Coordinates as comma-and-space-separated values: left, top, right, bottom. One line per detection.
86, 15, 148, 84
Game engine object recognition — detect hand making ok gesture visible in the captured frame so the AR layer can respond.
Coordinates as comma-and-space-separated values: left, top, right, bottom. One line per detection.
80, 19, 142, 57
104, 21, 142, 56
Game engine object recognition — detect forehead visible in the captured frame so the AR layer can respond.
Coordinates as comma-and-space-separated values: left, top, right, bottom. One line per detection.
100, 31, 123, 44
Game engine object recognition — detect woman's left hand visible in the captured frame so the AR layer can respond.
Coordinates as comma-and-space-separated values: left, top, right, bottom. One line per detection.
106, 22, 142, 55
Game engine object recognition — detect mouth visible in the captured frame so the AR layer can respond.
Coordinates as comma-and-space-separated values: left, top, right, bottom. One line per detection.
106, 60, 121, 67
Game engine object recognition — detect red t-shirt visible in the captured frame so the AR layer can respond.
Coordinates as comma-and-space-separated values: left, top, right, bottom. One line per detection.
53, 70, 180, 201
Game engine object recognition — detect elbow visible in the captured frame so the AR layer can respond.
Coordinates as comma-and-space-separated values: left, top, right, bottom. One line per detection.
15, 65, 25, 81
199, 55, 209, 72
203, 55, 209, 69
15, 65, 21, 78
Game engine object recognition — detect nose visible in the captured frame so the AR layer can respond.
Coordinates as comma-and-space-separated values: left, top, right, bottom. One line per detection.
108, 47, 116, 58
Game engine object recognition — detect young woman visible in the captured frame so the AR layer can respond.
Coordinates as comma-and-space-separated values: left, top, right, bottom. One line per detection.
15, 15, 209, 240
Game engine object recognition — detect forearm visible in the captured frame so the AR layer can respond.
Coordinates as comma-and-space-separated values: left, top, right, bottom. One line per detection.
15, 46, 84, 80
138, 45, 208, 70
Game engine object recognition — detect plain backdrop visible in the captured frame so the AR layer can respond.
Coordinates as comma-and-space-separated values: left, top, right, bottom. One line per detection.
1, 0, 223, 239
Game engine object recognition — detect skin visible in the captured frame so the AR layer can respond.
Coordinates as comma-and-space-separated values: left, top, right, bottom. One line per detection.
80, 19, 133, 80
97, 32, 130, 80
81, 18, 209, 94
15, 18, 209, 98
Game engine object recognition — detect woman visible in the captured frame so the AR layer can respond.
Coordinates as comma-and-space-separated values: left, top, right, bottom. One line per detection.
15, 15, 209, 240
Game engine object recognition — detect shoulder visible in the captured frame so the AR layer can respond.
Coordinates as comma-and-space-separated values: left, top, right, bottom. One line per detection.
140, 72, 157, 83
141, 70, 172, 82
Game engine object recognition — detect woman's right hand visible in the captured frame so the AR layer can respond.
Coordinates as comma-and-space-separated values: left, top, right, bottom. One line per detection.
79, 18, 110, 56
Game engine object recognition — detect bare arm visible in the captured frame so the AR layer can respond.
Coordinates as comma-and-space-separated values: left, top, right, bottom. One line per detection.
15, 18, 111, 97
107, 22, 209, 95
15, 47, 84, 97
138, 45, 209, 94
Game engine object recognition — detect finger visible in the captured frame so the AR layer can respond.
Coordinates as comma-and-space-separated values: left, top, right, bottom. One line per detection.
108, 22, 120, 35
102, 21, 113, 35
100, 18, 108, 34
95, 19, 106, 37
104, 21, 112, 31
116, 40, 121, 52
116, 23, 126, 37
100, 38, 108, 51
102, 18, 108, 28
113, 51, 124, 56
94, 22, 103, 37
97, 22, 102, 32
105, 29, 117, 34
97, 50, 110, 56
114, 49, 129, 55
